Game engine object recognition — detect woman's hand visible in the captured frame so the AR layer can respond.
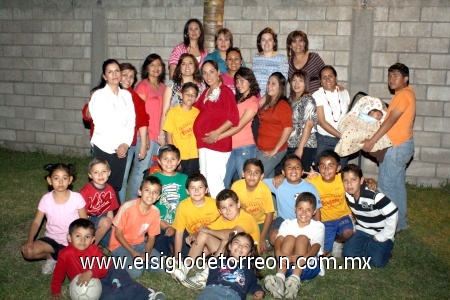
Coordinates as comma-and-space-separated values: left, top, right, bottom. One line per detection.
262, 149, 278, 159
202, 130, 220, 144
116, 144, 128, 158
165, 226, 175, 237
294, 147, 304, 159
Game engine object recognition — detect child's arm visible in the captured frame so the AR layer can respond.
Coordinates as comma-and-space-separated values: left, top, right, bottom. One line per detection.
21, 210, 45, 253
145, 235, 156, 258
174, 230, 184, 258
198, 226, 242, 241
107, 210, 114, 219
362, 109, 402, 152
78, 207, 87, 219
76, 270, 93, 287
259, 212, 274, 252
290, 243, 320, 267
166, 132, 174, 145
114, 227, 140, 258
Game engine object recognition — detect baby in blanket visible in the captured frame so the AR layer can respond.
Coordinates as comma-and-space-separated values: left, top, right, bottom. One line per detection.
335, 96, 392, 162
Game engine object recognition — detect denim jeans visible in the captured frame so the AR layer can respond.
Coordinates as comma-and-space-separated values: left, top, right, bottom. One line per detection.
316, 133, 348, 168
342, 230, 394, 268
112, 242, 163, 279
128, 138, 159, 200
224, 144, 257, 188
100, 267, 150, 300
256, 149, 287, 178
378, 138, 414, 232
119, 145, 137, 204
197, 285, 240, 300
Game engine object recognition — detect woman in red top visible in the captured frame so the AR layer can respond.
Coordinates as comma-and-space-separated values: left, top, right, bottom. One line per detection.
193, 60, 239, 197
118, 62, 150, 204
255, 72, 293, 178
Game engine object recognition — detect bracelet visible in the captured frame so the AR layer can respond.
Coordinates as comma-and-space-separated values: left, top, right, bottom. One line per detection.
158, 135, 165, 139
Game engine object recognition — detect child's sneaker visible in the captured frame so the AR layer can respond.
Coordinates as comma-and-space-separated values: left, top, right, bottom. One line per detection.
181, 268, 208, 290
264, 275, 284, 299
41, 259, 57, 275
148, 288, 166, 300
170, 260, 189, 283
331, 241, 343, 258
284, 276, 301, 299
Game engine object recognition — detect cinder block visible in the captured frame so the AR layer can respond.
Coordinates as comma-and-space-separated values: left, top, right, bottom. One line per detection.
370, 68, 384, 82
443, 134, 450, 148
36, 132, 55, 144
406, 161, 436, 177
56, 133, 76, 146
5, 94, 24, 106
297, 6, 326, 20
0, 106, 15, 117
335, 51, 349, 66
23, 46, 43, 58
61, 20, 83, 33
325, 36, 351, 51
149, 20, 175, 33
0, 33, 13, 44
45, 120, 65, 133
386, 37, 416, 52
0, 8, 13, 20
55, 108, 75, 122
1, 69, 23, 82
0, 129, 15, 141
413, 116, 423, 131
62, 46, 84, 58
416, 101, 444, 117
124, 47, 148, 60
16, 130, 36, 143
371, 52, 398, 68
326, 6, 352, 20
63, 72, 83, 84
337, 21, 351, 36
141, 7, 166, 20
389, 7, 420, 21
45, 96, 65, 109
418, 38, 449, 53
252, 21, 280, 34
190, 6, 203, 18
25, 119, 44, 131
224, 6, 243, 20
25, 95, 44, 107
76, 135, 91, 148
54, 84, 74, 97
107, 33, 118, 46
73, 33, 90, 46
308, 21, 337, 35
15, 106, 34, 118
426, 86, 450, 101
430, 54, 450, 70
121, 8, 142, 20
7, 118, 24, 130
269, 7, 297, 20
412, 85, 426, 101
424, 117, 450, 133
15, 33, 33, 45
421, 148, 450, 164
374, 7, 389, 21
413, 70, 446, 85
23, 70, 43, 83
3, 46, 23, 57
413, 131, 441, 147
421, 7, 450, 22
84, 72, 91, 85
372, 37, 386, 52
280, 21, 308, 35
315, 50, 334, 65
32, 58, 52, 71
14, 82, 33, 95
368, 83, 393, 100
108, 20, 128, 33
42, 46, 63, 58
13, 8, 33, 20
373, 22, 399, 37
64, 97, 86, 110
74, 8, 93, 20
400, 22, 431, 37
42, 20, 62, 32
140, 34, 165, 46
33, 33, 52, 45
128, 20, 151, 33
432, 23, 450, 38
84, 20, 92, 33
436, 164, 450, 179
53, 59, 74, 71
415, 177, 445, 187
21, 20, 42, 32
64, 122, 86, 134
308, 36, 324, 51
35, 108, 54, 120
242, 7, 269, 20
398, 54, 429, 69
42, 144, 64, 155
445, 103, 450, 117
43, 71, 64, 83
225, 20, 253, 34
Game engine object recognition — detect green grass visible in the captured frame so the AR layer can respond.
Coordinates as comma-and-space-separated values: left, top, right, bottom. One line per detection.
1, 148, 449, 299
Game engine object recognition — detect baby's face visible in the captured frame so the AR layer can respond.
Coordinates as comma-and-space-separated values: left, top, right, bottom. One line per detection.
369, 110, 383, 120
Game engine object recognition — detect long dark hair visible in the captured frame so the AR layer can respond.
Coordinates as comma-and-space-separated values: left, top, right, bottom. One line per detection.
119, 62, 138, 89
97, 58, 120, 89
172, 53, 202, 84
183, 18, 205, 53
141, 53, 166, 83
289, 69, 310, 100
286, 30, 309, 58
223, 232, 262, 279
234, 67, 260, 104
260, 72, 288, 112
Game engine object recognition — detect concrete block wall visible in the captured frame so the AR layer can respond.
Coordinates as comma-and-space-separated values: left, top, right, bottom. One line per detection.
0, 0, 448, 186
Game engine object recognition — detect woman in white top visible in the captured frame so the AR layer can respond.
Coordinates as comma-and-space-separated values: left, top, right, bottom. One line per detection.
89, 59, 135, 202
312, 65, 350, 168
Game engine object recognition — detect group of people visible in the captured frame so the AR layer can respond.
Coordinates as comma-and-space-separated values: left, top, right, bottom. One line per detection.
21, 18, 416, 300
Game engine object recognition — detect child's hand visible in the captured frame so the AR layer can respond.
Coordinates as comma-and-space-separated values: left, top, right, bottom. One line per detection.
48, 294, 62, 300
272, 174, 284, 189
21, 240, 33, 254
186, 233, 198, 245
259, 236, 267, 253
303, 166, 319, 179
254, 290, 264, 300
365, 178, 378, 191
77, 270, 93, 287
131, 250, 141, 260
165, 226, 175, 237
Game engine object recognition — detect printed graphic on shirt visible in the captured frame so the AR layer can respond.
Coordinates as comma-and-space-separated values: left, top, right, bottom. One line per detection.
87, 191, 114, 215
160, 183, 183, 223
219, 267, 246, 289
138, 223, 150, 237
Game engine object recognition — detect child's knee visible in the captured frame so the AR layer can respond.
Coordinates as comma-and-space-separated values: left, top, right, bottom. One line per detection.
99, 216, 112, 228
295, 235, 309, 243
341, 229, 354, 240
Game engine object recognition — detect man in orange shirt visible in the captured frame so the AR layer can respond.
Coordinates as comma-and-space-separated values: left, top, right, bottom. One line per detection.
362, 63, 415, 232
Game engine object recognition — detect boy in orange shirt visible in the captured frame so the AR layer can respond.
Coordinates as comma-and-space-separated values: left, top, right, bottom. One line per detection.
362, 63, 415, 232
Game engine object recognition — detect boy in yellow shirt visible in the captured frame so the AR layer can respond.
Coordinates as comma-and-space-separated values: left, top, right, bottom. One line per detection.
231, 158, 274, 252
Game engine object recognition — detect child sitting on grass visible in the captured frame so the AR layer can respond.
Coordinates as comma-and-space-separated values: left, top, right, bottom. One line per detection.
49, 218, 165, 300
264, 192, 324, 299
231, 158, 274, 252
21, 163, 87, 275
342, 164, 398, 268
197, 232, 264, 300
80, 158, 119, 249
109, 175, 163, 279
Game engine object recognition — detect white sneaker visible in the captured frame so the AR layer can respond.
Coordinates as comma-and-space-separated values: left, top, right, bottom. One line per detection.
171, 260, 189, 283
181, 268, 208, 290
41, 259, 57, 275
331, 242, 343, 258
148, 288, 165, 300
264, 275, 284, 299
284, 276, 301, 299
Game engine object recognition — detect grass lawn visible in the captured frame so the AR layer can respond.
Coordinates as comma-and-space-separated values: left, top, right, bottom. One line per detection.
0, 147, 449, 299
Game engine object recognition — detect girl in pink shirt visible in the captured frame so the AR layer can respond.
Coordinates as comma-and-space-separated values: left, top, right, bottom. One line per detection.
21, 163, 87, 275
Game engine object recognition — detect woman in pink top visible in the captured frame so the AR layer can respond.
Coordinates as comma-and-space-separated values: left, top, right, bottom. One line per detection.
128, 54, 166, 200
221, 47, 243, 95
214, 67, 261, 188
168, 18, 207, 78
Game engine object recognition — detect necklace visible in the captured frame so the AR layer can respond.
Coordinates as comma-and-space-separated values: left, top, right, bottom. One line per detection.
324, 88, 342, 123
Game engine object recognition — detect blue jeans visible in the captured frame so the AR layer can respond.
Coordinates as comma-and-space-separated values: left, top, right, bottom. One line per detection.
378, 138, 414, 232
197, 285, 240, 300
128, 138, 159, 200
224, 144, 257, 188
112, 242, 163, 279
256, 149, 287, 178
119, 145, 137, 204
100, 267, 150, 300
316, 133, 348, 168
342, 230, 394, 268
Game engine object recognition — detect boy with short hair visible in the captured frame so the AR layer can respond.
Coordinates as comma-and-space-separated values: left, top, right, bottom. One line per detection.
362, 63, 415, 232
153, 144, 188, 256
50, 218, 165, 300
231, 158, 274, 252
80, 157, 119, 248
171, 173, 220, 258
307, 150, 354, 256
109, 175, 163, 279
342, 164, 398, 268
163, 82, 201, 175
178, 189, 260, 290
265, 153, 321, 246
264, 192, 325, 299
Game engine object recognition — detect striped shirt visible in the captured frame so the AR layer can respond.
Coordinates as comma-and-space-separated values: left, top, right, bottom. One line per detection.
345, 184, 398, 242
168, 43, 207, 67
288, 52, 325, 93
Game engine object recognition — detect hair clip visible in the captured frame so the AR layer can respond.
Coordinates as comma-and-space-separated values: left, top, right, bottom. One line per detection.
254, 241, 258, 245
233, 230, 238, 236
